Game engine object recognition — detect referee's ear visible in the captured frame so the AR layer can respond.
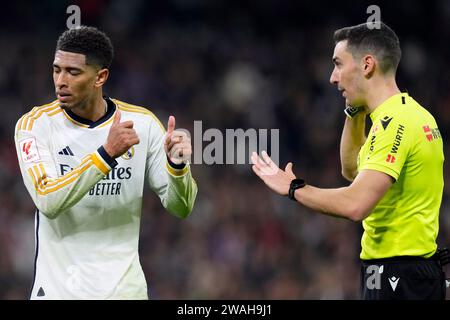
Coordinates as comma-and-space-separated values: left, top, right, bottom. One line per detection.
95, 68, 109, 88
362, 55, 376, 78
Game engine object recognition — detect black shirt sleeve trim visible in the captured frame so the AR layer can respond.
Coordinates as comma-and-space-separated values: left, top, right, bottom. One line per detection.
97, 146, 118, 168
167, 156, 186, 169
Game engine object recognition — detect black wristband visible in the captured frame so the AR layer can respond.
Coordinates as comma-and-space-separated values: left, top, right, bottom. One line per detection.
289, 178, 306, 201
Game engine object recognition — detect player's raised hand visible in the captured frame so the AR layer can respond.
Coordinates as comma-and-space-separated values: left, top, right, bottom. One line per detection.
164, 115, 191, 165
251, 151, 296, 196
103, 110, 140, 158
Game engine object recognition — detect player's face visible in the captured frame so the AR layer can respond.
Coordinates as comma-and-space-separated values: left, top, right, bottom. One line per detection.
53, 50, 99, 110
330, 40, 365, 107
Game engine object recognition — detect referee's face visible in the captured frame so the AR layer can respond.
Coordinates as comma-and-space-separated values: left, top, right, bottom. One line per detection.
330, 41, 365, 107
53, 50, 100, 110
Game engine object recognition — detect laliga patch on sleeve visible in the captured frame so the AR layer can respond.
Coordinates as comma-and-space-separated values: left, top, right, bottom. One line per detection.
20, 137, 41, 163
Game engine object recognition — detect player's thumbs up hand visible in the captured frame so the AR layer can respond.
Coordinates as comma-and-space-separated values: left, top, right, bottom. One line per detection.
103, 110, 140, 159
167, 115, 175, 135
112, 108, 121, 125
164, 115, 191, 165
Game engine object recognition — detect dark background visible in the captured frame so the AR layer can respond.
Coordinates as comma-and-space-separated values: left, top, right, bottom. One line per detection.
0, 0, 449, 299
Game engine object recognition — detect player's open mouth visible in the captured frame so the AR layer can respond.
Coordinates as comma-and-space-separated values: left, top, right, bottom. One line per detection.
57, 93, 72, 102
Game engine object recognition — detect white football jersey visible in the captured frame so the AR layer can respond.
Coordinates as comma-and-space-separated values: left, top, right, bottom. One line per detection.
14, 97, 197, 300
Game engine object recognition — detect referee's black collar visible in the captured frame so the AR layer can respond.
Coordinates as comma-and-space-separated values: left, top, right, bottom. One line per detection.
63, 96, 116, 128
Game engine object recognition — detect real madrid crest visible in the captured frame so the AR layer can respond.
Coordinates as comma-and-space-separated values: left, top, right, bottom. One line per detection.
121, 146, 135, 160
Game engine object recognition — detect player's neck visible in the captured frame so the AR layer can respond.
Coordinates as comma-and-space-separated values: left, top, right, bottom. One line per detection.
71, 95, 107, 122
365, 77, 400, 114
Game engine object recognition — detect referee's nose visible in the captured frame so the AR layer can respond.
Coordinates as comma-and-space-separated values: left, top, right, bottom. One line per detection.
330, 67, 339, 85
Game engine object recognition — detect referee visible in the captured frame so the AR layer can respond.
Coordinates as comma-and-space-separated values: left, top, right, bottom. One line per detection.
252, 22, 447, 299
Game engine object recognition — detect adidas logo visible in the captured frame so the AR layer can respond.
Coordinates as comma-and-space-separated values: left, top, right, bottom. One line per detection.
58, 146, 74, 156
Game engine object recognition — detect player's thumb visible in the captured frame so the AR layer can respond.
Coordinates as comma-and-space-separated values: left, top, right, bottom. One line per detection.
167, 115, 175, 134
113, 110, 121, 125
285, 162, 294, 175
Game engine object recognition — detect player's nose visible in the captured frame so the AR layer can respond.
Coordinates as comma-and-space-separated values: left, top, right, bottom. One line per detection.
55, 72, 68, 88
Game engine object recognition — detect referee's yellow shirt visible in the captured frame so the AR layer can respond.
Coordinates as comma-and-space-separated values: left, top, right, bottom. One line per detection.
357, 93, 444, 260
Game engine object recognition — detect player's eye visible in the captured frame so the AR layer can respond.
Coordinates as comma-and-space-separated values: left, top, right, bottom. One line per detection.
69, 70, 81, 76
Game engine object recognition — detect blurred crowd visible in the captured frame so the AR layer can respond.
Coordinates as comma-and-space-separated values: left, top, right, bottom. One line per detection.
1, 0, 450, 299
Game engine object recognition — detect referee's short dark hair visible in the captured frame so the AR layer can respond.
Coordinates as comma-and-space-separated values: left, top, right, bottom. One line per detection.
334, 22, 401, 74
56, 26, 114, 69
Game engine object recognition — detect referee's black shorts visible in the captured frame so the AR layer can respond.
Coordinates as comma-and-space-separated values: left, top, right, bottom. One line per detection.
360, 255, 446, 300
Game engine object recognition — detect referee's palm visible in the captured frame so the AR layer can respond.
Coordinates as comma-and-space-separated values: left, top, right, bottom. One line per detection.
251, 151, 297, 196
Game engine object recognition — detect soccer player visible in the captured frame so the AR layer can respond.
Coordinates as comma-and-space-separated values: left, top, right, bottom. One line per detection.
252, 22, 447, 299
14, 26, 198, 299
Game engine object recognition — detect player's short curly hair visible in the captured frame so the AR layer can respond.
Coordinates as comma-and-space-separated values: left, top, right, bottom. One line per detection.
334, 22, 401, 74
56, 26, 114, 69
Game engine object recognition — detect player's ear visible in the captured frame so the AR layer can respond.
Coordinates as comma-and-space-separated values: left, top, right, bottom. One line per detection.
362, 55, 376, 77
95, 68, 109, 88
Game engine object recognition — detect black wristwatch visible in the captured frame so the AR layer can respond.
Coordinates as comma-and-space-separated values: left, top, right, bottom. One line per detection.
289, 178, 306, 201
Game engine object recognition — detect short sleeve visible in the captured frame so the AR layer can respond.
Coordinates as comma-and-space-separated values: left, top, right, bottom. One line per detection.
359, 116, 411, 180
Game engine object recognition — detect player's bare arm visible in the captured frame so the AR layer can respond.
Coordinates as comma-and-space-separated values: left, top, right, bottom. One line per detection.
251, 151, 392, 222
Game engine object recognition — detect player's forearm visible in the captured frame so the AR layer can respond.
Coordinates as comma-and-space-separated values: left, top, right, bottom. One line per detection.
163, 164, 198, 218
293, 184, 364, 222
340, 113, 366, 181
26, 148, 115, 219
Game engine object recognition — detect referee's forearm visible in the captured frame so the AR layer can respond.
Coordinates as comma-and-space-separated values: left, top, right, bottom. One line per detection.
293, 185, 361, 221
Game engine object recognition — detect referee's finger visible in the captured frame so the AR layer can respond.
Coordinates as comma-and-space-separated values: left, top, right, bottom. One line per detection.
261, 151, 271, 163
252, 164, 263, 178
251, 152, 262, 168
261, 150, 277, 169
257, 153, 271, 169
285, 162, 293, 175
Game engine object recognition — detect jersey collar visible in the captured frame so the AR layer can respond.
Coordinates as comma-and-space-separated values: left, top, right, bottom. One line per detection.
63, 96, 117, 128
370, 92, 409, 121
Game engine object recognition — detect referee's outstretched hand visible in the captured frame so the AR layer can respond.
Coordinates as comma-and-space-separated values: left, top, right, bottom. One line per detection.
164, 116, 192, 165
252, 151, 297, 196
103, 110, 140, 158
